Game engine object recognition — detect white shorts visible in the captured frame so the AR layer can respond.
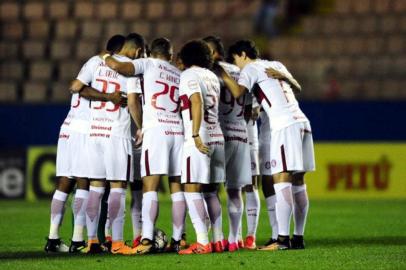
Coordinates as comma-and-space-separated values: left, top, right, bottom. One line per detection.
56, 129, 89, 178
224, 140, 251, 189
250, 149, 260, 177
259, 142, 272, 176
140, 127, 183, 178
87, 135, 133, 181
181, 141, 225, 184
270, 121, 315, 175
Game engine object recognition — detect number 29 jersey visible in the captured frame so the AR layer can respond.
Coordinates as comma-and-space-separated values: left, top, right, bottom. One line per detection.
179, 66, 223, 146
131, 58, 182, 131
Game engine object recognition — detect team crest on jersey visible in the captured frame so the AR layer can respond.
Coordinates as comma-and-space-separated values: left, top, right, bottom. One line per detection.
265, 161, 271, 169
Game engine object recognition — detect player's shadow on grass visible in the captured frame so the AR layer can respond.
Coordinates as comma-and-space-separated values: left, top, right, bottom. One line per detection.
310, 236, 406, 247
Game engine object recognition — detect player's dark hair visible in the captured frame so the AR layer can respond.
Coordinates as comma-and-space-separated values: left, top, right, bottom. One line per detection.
106, 34, 125, 54
125, 33, 145, 50
227, 40, 259, 60
150, 37, 172, 60
179, 40, 213, 69
202, 35, 225, 59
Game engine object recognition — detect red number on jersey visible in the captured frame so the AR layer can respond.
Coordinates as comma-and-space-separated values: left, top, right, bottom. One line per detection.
93, 79, 121, 112
71, 95, 80, 108
151, 80, 180, 113
204, 94, 216, 124
220, 89, 245, 117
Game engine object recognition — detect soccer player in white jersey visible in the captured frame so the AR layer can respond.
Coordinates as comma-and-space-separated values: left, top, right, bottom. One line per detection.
44, 35, 125, 253
242, 97, 262, 250
176, 40, 226, 255
222, 40, 315, 250
203, 36, 250, 252
73, 33, 146, 255
104, 37, 186, 254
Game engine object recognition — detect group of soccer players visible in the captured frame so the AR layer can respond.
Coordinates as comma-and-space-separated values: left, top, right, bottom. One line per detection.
44, 32, 315, 255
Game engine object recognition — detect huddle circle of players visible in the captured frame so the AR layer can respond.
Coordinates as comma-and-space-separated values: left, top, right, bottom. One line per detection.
45, 33, 315, 255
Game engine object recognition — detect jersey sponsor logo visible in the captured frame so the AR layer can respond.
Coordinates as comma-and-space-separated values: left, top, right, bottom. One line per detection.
224, 136, 248, 143
187, 80, 199, 91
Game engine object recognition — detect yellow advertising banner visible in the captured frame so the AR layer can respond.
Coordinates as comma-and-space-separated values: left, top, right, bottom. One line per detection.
306, 143, 406, 199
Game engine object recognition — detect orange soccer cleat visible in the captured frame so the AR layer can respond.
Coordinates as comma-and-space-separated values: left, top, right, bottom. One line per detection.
178, 242, 212, 255
111, 241, 137, 255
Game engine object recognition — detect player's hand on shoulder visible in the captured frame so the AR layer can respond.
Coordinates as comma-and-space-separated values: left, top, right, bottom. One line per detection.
265, 67, 285, 80
193, 135, 210, 155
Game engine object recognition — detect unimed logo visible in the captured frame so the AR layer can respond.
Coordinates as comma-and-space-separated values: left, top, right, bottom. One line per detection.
327, 156, 391, 190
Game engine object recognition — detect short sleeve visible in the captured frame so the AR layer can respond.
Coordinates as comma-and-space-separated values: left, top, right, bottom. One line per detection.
131, 58, 149, 76
76, 56, 99, 85
238, 65, 257, 92
127, 77, 141, 95
179, 71, 202, 98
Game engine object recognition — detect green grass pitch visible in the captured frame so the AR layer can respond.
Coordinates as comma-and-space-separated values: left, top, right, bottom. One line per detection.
0, 197, 405, 270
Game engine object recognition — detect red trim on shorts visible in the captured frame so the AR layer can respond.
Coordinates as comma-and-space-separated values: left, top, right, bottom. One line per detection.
281, 145, 287, 172
186, 156, 191, 183
145, 150, 150, 176
126, 154, 131, 181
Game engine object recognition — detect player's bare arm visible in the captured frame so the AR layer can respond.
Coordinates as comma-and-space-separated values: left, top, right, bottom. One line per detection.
69, 79, 84, 93
265, 67, 302, 93
104, 55, 135, 77
80, 86, 124, 104
190, 93, 210, 155
220, 68, 247, 98
251, 105, 260, 121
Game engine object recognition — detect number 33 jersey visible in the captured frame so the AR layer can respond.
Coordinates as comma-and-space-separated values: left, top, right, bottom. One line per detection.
77, 54, 136, 139
130, 58, 183, 131
179, 66, 224, 146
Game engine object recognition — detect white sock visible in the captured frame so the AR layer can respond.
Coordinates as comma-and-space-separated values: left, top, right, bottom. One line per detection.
108, 188, 126, 242
72, 189, 88, 242
292, 184, 309, 236
184, 192, 209, 245
141, 191, 159, 240
274, 182, 293, 237
245, 190, 260, 237
86, 186, 105, 240
171, 192, 186, 241
204, 191, 223, 242
265, 195, 279, 240
105, 215, 111, 239
227, 190, 243, 244
131, 189, 143, 240
49, 190, 68, 239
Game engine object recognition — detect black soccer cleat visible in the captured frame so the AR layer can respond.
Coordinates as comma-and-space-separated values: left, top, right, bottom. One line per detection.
277, 235, 291, 250
69, 240, 87, 253
165, 238, 182, 253
290, 235, 305, 249
44, 238, 69, 253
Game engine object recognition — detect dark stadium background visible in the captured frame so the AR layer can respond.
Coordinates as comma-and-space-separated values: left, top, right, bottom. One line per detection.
0, 1, 405, 202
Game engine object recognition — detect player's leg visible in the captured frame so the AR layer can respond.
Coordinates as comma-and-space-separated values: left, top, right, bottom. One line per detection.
226, 187, 243, 252
167, 176, 187, 252
69, 178, 89, 253
260, 175, 279, 245
100, 183, 111, 249
134, 174, 160, 254
109, 180, 131, 254
178, 146, 211, 255
179, 183, 212, 255
45, 177, 75, 252
291, 173, 308, 249
85, 179, 106, 253
203, 183, 224, 252
243, 176, 260, 249
130, 181, 142, 247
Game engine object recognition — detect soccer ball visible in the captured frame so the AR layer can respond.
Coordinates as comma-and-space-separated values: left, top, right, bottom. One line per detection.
153, 228, 168, 252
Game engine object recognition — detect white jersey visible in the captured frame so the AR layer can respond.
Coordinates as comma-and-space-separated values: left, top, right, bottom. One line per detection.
218, 61, 248, 144
78, 54, 138, 139
179, 66, 223, 146
131, 58, 182, 131
60, 58, 96, 133
238, 59, 308, 131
